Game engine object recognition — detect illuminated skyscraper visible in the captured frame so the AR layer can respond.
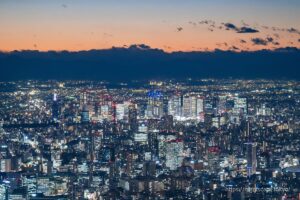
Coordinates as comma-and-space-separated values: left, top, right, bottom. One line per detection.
246, 142, 257, 177
245, 122, 256, 177
0, 120, 4, 135
116, 103, 126, 121
158, 133, 177, 159
217, 95, 227, 114
52, 93, 59, 122
190, 96, 197, 118
81, 105, 90, 123
128, 104, 138, 132
146, 91, 163, 119
165, 139, 184, 170
182, 96, 191, 117
196, 97, 204, 116
0, 158, 11, 172
168, 95, 182, 118
80, 92, 90, 123
234, 97, 247, 115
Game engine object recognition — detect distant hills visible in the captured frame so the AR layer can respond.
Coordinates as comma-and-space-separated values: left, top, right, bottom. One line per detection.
1, 45, 300, 81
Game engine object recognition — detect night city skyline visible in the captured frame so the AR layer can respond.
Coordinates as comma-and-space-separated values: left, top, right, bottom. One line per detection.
1, 1, 300, 200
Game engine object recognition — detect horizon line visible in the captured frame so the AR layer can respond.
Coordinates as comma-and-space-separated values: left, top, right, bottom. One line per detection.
1, 44, 300, 54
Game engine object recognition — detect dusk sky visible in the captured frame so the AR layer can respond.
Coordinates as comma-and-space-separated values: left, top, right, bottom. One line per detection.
1, 0, 300, 52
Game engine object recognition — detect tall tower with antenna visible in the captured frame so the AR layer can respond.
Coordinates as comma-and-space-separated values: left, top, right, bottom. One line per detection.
52, 93, 59, 122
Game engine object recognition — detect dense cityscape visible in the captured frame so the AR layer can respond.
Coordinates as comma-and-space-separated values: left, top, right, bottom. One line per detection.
0, 79, 299, 199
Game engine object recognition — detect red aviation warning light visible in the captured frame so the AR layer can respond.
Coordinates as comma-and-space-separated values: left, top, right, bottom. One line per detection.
208, 146, 220, 153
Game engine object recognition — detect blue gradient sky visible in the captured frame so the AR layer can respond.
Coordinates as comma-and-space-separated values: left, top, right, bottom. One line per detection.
1, 0, 300, 51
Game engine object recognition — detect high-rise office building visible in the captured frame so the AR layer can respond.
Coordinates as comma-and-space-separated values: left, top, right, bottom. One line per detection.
196, 97, 204, 116
0, 158, 11, 172
246, 142, 257, 177
234, 97, 247, 115
190, 96, 197, 118
128, 104, 138, 132
245, 121, 257, 177
80, 92, 90, 123
182, 96, 191, 118
217, 95, 227, 114
158, 133, 177, 159
116, 103, 126, 121
146, 91, 164, 119
81, 104, 90, 123
168, 95, 182, 118
116, 104, 123, 120
0, 120, 4, 135
165, 139, 184, 170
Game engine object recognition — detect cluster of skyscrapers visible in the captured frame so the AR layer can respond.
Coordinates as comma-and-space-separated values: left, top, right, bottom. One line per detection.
0, 79, 299, 199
